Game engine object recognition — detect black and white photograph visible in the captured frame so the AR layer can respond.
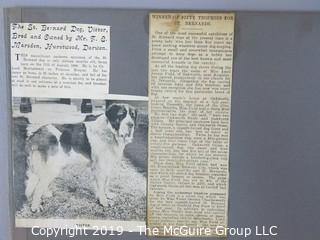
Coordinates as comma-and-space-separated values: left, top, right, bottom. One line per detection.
12, 96, 148, 228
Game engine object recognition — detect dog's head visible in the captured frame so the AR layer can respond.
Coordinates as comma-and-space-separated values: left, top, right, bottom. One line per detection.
105, 103, 137, 143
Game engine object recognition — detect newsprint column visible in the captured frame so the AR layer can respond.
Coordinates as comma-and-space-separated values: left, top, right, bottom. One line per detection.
148, 12, 235, 237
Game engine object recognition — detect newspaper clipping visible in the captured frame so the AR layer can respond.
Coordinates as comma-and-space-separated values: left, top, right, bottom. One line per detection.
11, 23, 147, 231
147, 13, 235, 236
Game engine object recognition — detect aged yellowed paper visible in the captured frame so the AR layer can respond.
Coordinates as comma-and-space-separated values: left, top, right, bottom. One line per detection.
148, 12, 235, 237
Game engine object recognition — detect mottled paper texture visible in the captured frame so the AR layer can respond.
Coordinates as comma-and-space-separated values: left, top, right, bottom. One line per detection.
147, 12, 235, 237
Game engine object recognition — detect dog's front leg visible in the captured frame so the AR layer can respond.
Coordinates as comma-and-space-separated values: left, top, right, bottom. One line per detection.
30, 178, 47, 213
95, 170, 108, 207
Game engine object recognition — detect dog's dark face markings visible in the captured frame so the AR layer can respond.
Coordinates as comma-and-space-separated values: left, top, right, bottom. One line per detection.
105, 104, 137, 131
106, 104, 127, 130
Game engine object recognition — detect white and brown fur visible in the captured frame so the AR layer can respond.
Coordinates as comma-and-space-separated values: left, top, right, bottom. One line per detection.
25, 103, 137, 212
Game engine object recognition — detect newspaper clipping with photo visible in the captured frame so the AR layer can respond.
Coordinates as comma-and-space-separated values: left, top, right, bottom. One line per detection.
11, 23, 147, 232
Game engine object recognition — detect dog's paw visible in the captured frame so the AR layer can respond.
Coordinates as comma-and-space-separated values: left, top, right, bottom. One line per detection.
30, 204, 43, 213
97, 198, 109, 208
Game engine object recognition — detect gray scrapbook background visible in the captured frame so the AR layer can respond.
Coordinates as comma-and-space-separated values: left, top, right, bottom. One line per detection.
2, 4, 320, 240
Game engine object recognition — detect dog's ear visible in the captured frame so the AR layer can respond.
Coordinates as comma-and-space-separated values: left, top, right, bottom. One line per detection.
105, 104, 122, 130
129, 107, 138, 124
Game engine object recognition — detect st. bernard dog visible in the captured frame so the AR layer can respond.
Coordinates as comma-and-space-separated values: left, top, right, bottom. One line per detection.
25, 103, 137, 212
